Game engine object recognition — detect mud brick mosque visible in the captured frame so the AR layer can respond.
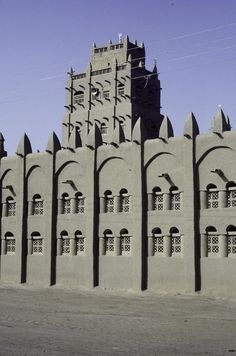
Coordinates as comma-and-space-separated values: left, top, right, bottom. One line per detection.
0, 36, 236, 295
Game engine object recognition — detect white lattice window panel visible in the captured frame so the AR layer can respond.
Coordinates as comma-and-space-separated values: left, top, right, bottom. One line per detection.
153, 236, 164, 254
5, 239, 15, 254
76, 238, 85, 254
170, 192, 181, 210
105, 237, 114, 254
62, 238, 70, 255
33, 200, 43, 215
76, 198, 85, 213
105, 197, 114, 213
7, 202, 16, 216
227, 235, 236, 256
32, 239, 43, 254
227, 189, 236, 208
120, 196, 130, 213
121, 236, 131, 255
171, 235, 182, 254
207, 234, 219, 254
153, 194, 163, 211
207, 191, 219, 209
62, 198, 71, 214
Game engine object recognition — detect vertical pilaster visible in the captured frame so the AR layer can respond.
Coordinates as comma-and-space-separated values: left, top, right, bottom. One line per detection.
163, 235, 171, 257
219, 234, 227, 257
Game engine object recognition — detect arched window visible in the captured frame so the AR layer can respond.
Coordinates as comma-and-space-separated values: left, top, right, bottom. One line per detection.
6, 196, 16, 217
32, 194, 44, 215
226, 182, 236, 208
75, 192, 85, 213
104, 190, 114, 213
100, 122, 108, 134
207, 184, 218, 209
74, 90, 84, 105
104, 229, 114, 255
118, 83, 125, 96
206, 226, 218, 255
170, 227, 181, 255
152, 228, 163, 254
61, 230, 70, 255
170, 186, 181, 210
75, 230, 85, 255
119, 189, 130, 213
62, 193, 71, 214
226, 225, 236, 256
31, 232, 43, 255
5, 232, 15, 254
152, 187, 163, 211
120, 228, 131, 255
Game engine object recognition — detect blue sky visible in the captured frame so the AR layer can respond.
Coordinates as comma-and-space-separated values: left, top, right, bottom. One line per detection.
1, 0, 236, 154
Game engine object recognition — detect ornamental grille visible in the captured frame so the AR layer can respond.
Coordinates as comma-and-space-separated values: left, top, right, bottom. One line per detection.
33, 200, 43, 215
62, 199, 71, 214
76, 198, 85, 213
105, 237, 114, 253
171, 236, 182, 254
76, 238, 85, 254
170, 193, 181, 210
103, 90, 110, 99
62, 238, 70, 254
153, 194, 163, 211
207, 235, 219, 254
121, 236, 130, 254
120, 196, 130, 212
105, 198, 114, 213
207, 191, 219, 209
5, 239, 15, 254
228, 235, 236, 255
7, 202, 16, 216
153, 237, 164, 254
32, 239, 43, 254
227, 190, 236, 207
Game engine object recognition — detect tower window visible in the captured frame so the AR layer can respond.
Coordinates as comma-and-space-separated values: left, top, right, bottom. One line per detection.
118, 84, 125, 96
170, 227, 182, 255
100, 123, 108, 135
74, 91, 84, 104
103, 90, 110, 99
61, 231, 70, 255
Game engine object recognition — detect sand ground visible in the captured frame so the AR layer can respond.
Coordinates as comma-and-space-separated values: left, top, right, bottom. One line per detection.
0, 285, 235, 355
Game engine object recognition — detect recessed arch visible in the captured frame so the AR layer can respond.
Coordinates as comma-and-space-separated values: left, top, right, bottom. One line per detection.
145, 152, 174, 170
197, 146, 233, 166
97, 156, 124, 174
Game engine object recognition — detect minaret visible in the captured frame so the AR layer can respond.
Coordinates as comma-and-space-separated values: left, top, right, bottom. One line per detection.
62, 36, 163, 146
